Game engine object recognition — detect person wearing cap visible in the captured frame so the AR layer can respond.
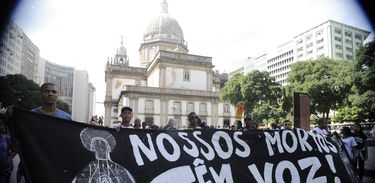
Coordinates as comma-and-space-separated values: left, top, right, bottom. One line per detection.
110, 106, 133, 130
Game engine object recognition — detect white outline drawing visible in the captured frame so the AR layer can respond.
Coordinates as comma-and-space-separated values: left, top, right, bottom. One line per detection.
72, 128, 136, 183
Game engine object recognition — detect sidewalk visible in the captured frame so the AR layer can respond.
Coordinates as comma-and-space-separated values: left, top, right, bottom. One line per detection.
362, 138, 375, 183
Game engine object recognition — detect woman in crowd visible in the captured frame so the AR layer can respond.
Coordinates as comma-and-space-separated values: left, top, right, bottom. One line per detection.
340, 127, 357, 167
353, 123, 368, 180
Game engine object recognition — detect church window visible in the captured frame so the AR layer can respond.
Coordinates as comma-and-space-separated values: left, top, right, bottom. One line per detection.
223, 104, 230, 113
199, 103, 207, 112
145, 100, 154, 110
183, 70, 190, 81
173, 102, 182, 112
149, 47, 155, 61
187, 102, 194, 113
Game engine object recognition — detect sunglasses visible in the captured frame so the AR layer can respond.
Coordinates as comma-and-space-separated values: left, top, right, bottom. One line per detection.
285, 123, 291, 126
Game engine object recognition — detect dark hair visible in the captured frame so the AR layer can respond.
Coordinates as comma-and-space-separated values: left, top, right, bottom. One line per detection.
353, 122, 365, 135
341, 127, 352, 136
41, 82, 56, 91
317, 118, 327, 124
244, 113, 251, 120
188, 112, 196, 117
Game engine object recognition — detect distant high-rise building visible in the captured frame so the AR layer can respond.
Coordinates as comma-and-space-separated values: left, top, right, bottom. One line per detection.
244, 20, 371, 85
243, 54, 268, 75
43, 58, 74, 110
20, 33, 39, 81
72, 70, 89, 122
0, 20, 40, 83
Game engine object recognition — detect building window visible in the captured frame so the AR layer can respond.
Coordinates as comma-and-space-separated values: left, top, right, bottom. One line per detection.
307, 50, 313, 55
335, 52, 343, 58
334, 28, 342, 34
355, 34, 362, 40
345, 39, 353, 44
346, 47, 353, 52
317, 46, 324, 51
173, 102, 181, 112
305, 34, 312, 41
335, 44, 342, 49
149, 47, 155, 60
199, 103, 207, 113
223, 104, 230, 113
316, 29, 323, 36
316, 38, 324, 44
296, 39, 303, 44
345, 31, 352, 37
334, 37, 342, 42
355, 42, 362, 47
187, 102, 194, 113
297, 47, 303, 52
346, 54, 353, 60
145, 100, 154, 110
183, 70, 190, 81
306, 43, 313, 48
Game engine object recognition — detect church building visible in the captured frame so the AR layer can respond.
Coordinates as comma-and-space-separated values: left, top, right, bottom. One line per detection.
104, 0, 235, 128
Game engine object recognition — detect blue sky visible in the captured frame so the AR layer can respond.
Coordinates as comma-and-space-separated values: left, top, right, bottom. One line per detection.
11, 0, 375, 115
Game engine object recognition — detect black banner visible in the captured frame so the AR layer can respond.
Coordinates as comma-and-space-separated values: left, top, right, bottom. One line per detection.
10, 109, 356, 183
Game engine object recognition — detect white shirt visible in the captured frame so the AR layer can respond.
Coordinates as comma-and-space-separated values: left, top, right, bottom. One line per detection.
341, 136, 357, 159
313, 127, 328, 135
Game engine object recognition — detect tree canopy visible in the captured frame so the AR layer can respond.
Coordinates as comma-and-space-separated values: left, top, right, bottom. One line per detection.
0, 74, 40, 110
287, 58, 354, 118
220, 71, 281, 123
219, 74, 244, 107
352, 41, 375, 121
0, 74, 71, 114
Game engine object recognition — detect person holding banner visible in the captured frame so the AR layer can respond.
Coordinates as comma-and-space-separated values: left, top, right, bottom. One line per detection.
110, 106, 133, 130
31, 82, 72, 120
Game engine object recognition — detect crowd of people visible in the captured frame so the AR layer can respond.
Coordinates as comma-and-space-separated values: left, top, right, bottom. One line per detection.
0, 82, 371, 182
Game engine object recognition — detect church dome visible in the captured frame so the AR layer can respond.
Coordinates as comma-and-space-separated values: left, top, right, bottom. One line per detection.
143, 0, 184, 42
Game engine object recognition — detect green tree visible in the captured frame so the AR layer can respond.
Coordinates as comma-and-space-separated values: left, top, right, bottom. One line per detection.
287, 58, 354, 118
0, 74, 71, 114
242, 70, 281, 115
220, 71, 282, 124
220, 74, 244, 106
57, 100, 71, 114
352, 40, 375, 121
0, 74, 40, 109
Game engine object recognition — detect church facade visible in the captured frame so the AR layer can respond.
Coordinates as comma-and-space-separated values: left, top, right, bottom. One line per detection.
104, 0, 235, 128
